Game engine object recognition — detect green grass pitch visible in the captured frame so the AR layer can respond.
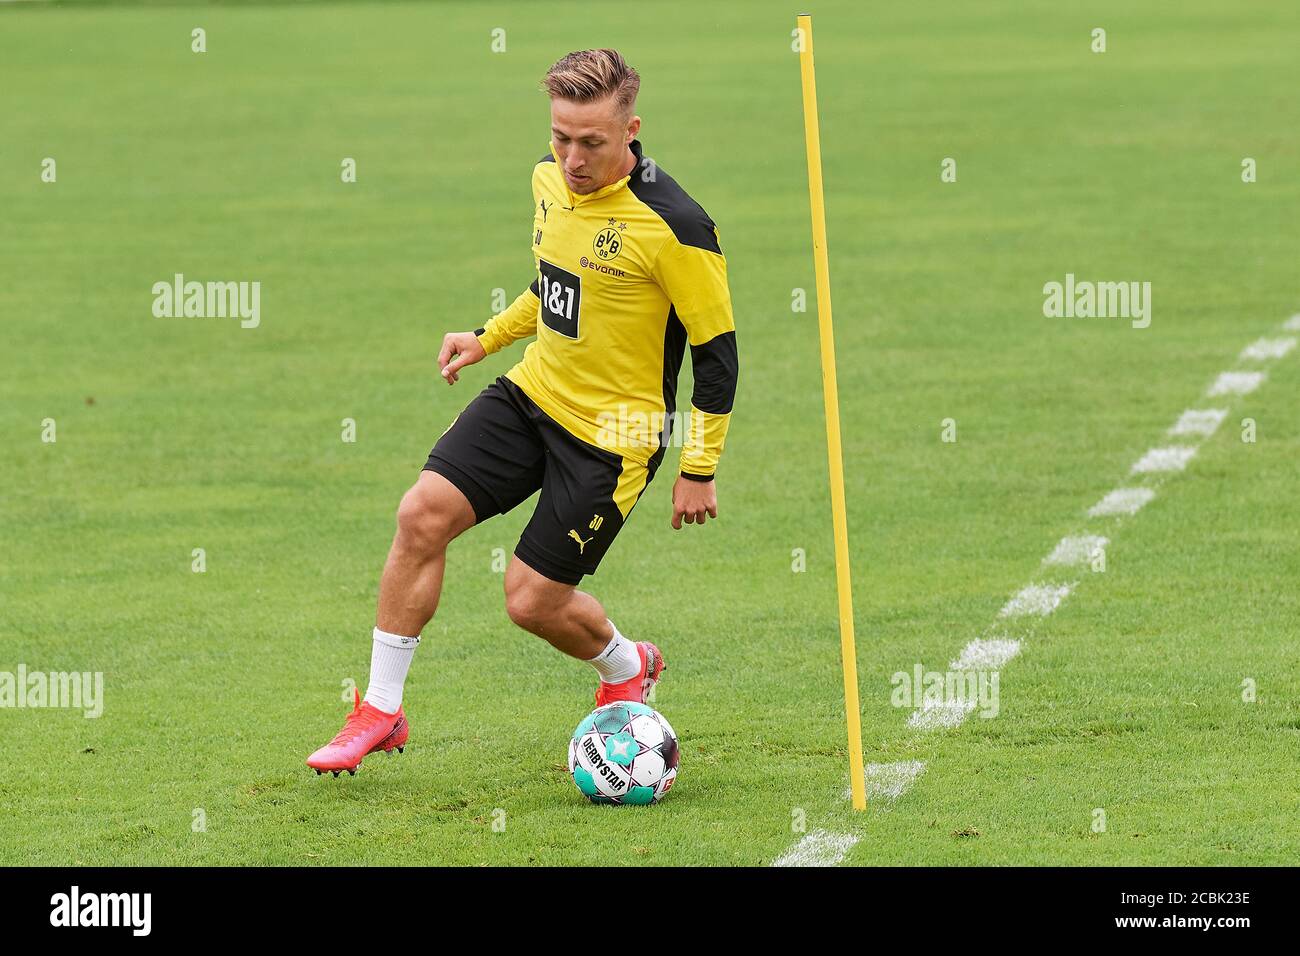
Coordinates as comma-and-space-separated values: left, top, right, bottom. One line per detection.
2, 0, 1298, 865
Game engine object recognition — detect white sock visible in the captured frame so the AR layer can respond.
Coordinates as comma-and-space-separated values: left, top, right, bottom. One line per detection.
363, 627, 420, 714
587, 621, 640, 684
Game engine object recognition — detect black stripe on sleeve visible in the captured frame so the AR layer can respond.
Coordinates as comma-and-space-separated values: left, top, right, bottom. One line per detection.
689, 330, 738, 415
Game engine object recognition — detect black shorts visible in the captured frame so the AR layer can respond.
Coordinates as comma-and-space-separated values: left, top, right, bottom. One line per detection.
423, 376, 665, 585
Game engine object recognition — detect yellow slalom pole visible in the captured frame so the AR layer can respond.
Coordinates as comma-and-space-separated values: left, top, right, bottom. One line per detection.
797, 13, 867, 811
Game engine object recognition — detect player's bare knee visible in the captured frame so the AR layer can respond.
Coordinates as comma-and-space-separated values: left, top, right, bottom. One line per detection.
504, 580, 550, 633
503, 589, 540, 632
395, 485, 456, 552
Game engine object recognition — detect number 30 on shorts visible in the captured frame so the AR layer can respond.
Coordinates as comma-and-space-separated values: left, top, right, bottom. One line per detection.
538, 259, 582, 339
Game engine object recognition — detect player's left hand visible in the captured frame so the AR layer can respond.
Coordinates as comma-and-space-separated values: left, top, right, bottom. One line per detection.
438, 331, 486, 385
671, 475, 717, 529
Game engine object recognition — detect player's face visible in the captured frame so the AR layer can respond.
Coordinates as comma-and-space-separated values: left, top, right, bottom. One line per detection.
550, 95, 640, 195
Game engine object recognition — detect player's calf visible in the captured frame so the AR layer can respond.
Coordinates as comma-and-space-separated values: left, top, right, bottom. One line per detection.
375, 471, 476, 637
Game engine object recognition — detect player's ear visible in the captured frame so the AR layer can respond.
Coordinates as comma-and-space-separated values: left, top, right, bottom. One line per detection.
626, 115, 641, 141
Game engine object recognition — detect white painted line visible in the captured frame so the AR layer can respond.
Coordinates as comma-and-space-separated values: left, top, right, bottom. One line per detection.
1207, 371, 1265, 397
769, 324, 1296, 877
1131, 445, 1198, 474
1088, 487, 1155, 517
1239, 337, 1296, 361
907, 700, 974, 730
999, 582, 1072, 618
951, 637, 1022, 670
1169, 408, 1227, 438
771, 828, 859, 867
1044, 535, 1108, 567
842, 760, 928, 801
868, 760, 926, 800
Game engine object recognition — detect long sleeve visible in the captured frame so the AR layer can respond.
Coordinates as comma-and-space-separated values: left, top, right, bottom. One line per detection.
650, 231, 739, 479
476, 281, 540, 355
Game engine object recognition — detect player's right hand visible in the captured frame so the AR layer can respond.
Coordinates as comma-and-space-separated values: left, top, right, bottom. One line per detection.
438, 331, 487, 385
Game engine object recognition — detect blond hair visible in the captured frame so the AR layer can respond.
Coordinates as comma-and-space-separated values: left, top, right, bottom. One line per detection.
542, 49, 640, 117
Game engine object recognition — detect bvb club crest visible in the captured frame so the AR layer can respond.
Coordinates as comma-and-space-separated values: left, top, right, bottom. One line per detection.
593, 223, 626, 261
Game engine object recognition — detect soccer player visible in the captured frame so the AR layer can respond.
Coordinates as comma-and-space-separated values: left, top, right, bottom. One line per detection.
307, 49, 738, 775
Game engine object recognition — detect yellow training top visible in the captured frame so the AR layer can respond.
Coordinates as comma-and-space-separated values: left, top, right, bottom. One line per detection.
475, 139, 738, 478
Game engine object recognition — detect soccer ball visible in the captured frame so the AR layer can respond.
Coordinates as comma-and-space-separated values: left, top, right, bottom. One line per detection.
568, 702, 678, 805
